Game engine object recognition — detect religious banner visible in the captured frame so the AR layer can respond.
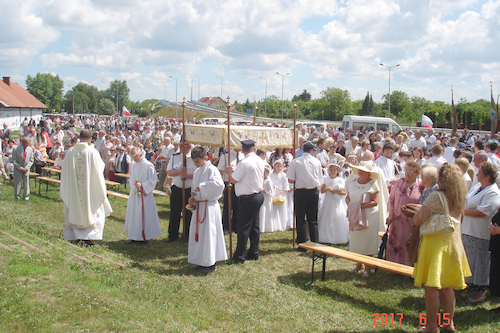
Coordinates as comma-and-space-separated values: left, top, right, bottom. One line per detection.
184, 124, 226, 147
184, 124, 296, 148
228, 126, 295, 149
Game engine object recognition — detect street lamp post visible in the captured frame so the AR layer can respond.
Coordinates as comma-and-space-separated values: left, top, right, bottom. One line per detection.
169, 76, 178, 119
190, 76, 196, 102
193, 75, 200, 100
259, 76, 267, 117
276, 72, 289, 123
67, 85, 75, 115
116, 86, 118, 114
379, 63, 400, 118
163, 81, 167, 100
216, 76, 223, 100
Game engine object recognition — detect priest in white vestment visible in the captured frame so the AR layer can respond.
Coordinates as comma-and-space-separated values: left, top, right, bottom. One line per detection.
188, 147, 227, 273
60, 130, 112, 244
124, 147, 161, 244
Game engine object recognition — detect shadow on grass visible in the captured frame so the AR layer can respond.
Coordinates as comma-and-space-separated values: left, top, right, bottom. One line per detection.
278, 270, 426, 325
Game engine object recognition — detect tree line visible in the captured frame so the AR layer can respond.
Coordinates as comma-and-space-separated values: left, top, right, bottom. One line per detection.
236, 88, 495, 126
26, 73, 495, 126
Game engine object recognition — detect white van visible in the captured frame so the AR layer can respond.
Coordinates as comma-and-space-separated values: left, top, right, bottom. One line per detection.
341, 115, 402, 132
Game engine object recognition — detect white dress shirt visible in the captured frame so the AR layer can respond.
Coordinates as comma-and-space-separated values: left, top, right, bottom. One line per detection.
231, 152, 265, 196
463, 183, 500, 240
167, 151, 196, 188
287, 152, 322, 189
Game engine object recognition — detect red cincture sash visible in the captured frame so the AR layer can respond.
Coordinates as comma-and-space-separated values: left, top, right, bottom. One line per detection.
195, 200, 208, 242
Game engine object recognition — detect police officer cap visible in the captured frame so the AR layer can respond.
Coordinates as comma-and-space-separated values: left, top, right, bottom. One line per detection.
241, 139, 256, 148
303, 141, 317, 150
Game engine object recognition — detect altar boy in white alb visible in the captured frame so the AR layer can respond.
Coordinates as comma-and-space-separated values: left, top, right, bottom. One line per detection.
60, 130, 112, 245
188, 146, 227, 273
124, 147, 161, 244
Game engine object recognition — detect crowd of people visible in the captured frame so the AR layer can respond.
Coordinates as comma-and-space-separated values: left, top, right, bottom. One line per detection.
2, 115, 500, 331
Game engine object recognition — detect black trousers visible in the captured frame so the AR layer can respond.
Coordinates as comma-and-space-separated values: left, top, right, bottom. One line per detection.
294, 188, 319, 244
168, 185, 192, 240
232, 192, 264, 262
222, 182, 238, 233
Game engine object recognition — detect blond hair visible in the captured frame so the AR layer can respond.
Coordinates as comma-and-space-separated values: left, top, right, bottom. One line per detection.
437, 163, 467, 216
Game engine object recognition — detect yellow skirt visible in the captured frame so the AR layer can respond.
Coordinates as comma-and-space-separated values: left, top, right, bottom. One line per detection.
413, 233, 471, 290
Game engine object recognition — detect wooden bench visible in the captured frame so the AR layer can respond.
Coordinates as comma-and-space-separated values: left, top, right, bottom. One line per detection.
152, 190, 170, 197
36, 176, 61, 194
45, 158, 55, 165
42, 166, 62, 179
105, 180, 121, 188
114, 173, 130, 188
298, 242, 414, 283
106, 190, 129, 200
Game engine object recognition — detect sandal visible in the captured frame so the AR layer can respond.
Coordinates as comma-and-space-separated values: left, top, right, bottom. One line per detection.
361, 271, 370, 278
440, 324, 456, 332
466, 292, 486, 303
418, 326, 440, 333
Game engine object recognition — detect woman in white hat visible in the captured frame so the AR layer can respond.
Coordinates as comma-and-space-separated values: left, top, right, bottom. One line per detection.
346, 161, 387, 277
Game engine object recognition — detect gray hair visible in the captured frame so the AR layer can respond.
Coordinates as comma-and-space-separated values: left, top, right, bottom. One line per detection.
421, 166, 438, 184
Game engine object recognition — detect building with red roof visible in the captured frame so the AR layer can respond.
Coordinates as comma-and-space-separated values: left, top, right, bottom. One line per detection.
0, 77, 46, 128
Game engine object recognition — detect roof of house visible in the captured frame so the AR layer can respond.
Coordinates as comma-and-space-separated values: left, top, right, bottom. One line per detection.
0, 77, 47, 109
198, 97, 222, 105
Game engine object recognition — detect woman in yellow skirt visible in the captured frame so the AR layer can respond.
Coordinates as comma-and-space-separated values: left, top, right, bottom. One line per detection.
407, 163, 471, 333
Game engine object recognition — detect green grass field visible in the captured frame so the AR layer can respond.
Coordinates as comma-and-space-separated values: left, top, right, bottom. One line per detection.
0, 178, 498, 332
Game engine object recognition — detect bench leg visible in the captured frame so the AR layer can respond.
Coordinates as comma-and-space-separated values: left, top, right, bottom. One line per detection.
311, 251, 315, 284
322, 253, 327, 281
38, 181, 41, 195
46, 180, 49, 193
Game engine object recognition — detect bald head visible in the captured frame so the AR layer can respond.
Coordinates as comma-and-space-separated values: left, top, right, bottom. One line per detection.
362, 151, 375, 162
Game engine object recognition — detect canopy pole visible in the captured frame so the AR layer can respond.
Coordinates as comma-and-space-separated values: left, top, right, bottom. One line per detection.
181, 98, 187, 242
253, 103, 258, 126
225, 96, 233, 257
292, 102, 297, 248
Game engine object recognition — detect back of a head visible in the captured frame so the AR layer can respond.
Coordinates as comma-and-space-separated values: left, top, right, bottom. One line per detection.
421, 166, 438, 184
437, 163, 467, 215
362, 151, 374, 161
80, 129, 91, 140
431, 144, 443, 156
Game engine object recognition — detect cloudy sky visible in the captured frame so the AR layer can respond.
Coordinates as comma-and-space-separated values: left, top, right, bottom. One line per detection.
1, 0, 500, 105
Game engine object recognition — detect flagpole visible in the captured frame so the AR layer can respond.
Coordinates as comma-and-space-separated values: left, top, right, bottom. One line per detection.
181, 98, 187, 242
225, 97, 233, 258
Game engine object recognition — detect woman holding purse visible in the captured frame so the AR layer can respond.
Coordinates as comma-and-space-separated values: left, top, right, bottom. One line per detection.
406, 163, 471, 333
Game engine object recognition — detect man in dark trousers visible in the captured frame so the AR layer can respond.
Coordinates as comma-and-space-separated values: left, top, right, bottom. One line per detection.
164, 142, 195, 242
225, 140, 265, 264
287, 141, 322, 251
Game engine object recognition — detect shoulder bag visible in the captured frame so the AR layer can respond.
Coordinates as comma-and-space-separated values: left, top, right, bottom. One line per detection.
419, 191, 458, 236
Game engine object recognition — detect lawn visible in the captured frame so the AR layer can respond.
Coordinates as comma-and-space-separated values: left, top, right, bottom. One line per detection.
0, 178, 498, 332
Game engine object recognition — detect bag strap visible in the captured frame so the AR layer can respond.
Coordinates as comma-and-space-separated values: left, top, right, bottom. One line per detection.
436, 191, 450, 216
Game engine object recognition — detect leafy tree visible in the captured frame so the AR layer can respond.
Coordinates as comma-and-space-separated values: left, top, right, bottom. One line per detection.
26, 73, 64, 112
102, 80, 130, 113
381, 90, 410, 117
318, 87, 353, 120
63, 82, 100, 114
98, 98, 115, 115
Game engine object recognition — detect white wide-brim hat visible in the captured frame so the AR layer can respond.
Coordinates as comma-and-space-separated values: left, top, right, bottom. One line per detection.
350, 161, 379, 180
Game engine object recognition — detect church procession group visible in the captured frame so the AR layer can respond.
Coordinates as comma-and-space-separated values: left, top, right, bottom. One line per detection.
4, 114, 500, 331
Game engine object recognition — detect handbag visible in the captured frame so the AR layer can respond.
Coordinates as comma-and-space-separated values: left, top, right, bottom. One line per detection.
419, 192, 458, 236
405, 226, 421, 263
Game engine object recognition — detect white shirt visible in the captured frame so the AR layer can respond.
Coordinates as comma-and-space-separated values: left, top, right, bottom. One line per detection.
287, 152, 322, 189
443, 146, 456, 163
167, 151, 196, 188
115, 153, 131, 173
374, 155, 396, 187
160, 144, 174, 160
409, 137, 426, 149
487, 152, 500, 165
428, 156, 447, 169
463, 183, 500, 240
424, 134, 436, 150
217, 150, 244, 182
231, 152, 265, 196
